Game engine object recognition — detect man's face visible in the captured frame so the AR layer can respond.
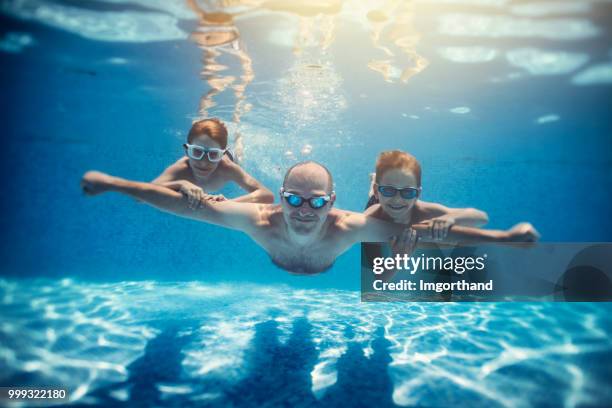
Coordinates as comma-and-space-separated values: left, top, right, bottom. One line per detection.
281, 164, 334, 236
185, 134, 222, 178
374, 168, 420, 222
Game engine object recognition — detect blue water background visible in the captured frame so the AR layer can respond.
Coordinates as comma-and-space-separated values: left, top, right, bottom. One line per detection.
0, 2, 612, 406
1, 4, 611, 289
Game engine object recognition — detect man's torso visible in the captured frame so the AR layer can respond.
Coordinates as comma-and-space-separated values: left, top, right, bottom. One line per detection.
248, 209, 354, 274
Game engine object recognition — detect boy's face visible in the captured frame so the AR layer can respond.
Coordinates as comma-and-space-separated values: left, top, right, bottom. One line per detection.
375, 168, 420, 222
186, 134, 222, 178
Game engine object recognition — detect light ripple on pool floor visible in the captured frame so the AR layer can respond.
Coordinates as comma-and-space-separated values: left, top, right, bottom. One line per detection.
1, 278, 611, 407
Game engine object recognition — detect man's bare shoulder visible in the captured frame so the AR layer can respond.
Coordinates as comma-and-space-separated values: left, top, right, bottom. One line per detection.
196, 201, 280, 234
250, 203, 282, 227
245, 204, 287, 240
325, 208, 397, 245
329, 208, 369, 231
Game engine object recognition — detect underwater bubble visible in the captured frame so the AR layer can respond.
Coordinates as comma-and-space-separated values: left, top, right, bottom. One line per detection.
536, 114, 560, 124
301, 144, 313, 155
107, 57, 128, 65
0, 32, 34, 53
450, 106, 471, 114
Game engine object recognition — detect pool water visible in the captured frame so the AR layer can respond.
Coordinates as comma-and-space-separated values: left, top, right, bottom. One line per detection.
1, 0, 611, 406
2, 279, 612, 407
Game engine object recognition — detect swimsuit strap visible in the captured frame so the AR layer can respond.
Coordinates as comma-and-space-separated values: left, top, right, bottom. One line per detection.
225, 148, 236, 163
364, 194, 379, 210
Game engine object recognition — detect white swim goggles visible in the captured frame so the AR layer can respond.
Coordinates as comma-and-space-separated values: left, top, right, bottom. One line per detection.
184, 143, 226, 163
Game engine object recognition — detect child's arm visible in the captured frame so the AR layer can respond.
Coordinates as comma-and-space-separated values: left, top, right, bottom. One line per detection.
150, 158, 208, 206
412, 222, 540, 244
418, 201, 489, 227
417, 201, 489, 241
226, 162, 274, 204
341, 211, 538, 247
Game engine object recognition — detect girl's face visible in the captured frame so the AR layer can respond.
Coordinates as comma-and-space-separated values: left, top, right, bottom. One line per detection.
186, 134, 222, 178
374, 168, 420, 223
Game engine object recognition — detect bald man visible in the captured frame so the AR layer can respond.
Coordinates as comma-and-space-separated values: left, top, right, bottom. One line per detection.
81, 161, 539, 274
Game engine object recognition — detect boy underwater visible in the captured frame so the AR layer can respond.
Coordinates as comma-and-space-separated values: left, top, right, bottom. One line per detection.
152, 118, 273, 205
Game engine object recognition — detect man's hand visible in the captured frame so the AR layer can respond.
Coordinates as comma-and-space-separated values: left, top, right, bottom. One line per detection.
81, 171, 114, 196
424, 215, 455, 241
506, 222, 540, 242
391, 228, 418, 257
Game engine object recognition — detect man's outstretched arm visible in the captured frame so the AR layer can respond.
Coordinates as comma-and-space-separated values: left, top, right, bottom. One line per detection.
81, 171, 262, 232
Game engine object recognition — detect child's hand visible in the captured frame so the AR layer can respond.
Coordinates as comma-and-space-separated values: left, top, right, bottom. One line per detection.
391, 228, 418, 257
506, 222, 540, 242
424, 215, 455, 241
81, 171, 114, 196
176, 181, 207, 210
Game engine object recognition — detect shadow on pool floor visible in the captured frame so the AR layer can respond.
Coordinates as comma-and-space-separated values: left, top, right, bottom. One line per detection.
65, 318, 398, 408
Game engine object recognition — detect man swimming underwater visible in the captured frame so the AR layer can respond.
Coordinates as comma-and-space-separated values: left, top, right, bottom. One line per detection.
81, 161, 539, 274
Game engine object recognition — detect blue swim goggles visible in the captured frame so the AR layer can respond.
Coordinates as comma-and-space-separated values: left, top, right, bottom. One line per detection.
281, 189, 332, 209
377, 185, 420, 199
